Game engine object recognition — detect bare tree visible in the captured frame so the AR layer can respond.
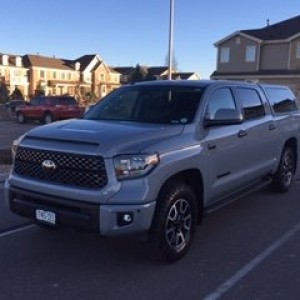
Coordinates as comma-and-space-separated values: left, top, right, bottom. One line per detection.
165, 52, 178, 71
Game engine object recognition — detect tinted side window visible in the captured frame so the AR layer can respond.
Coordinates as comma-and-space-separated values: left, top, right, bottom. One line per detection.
60, 97, 77, 105
206, 88, 237, 119
236, 88, 265, 120
264, 87, 298, 113
31, 97, 42, 105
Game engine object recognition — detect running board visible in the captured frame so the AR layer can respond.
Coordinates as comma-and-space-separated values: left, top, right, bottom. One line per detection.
205, 177, 272, 214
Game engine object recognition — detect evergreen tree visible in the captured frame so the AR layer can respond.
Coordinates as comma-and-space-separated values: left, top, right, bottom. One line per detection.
10, 87, 24, 100
0, 78, 9, 104
130, 64, 148, 83
35, 83, 45, 97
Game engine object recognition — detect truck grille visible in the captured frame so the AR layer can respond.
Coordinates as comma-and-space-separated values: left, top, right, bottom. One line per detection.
14, 147, 108, 189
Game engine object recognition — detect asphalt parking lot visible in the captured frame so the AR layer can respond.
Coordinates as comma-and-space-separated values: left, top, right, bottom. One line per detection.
1, 181, 300, 299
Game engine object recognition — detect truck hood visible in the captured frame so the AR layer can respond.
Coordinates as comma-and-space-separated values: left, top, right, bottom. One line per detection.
23, 119, 184, 157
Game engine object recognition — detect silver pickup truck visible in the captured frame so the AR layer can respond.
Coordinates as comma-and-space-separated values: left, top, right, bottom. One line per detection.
5, 80, 300, 261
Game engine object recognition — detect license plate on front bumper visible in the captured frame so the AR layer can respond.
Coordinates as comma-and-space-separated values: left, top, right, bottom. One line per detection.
36, 209, 56, 225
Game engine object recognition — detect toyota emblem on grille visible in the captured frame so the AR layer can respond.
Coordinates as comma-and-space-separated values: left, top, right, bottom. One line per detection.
42, 160, 57, 172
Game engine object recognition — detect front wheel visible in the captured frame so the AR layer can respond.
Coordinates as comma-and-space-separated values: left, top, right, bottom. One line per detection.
271, 146, 295, 193
150, 181, 198, 262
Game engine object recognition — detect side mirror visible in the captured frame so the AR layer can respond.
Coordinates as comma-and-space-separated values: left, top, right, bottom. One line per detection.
204, 108, 243, 127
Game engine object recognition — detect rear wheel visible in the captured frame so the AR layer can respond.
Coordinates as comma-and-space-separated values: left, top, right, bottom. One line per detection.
16, 112, 26, 124
271, 146, 295, 193
150, 181, 198, 262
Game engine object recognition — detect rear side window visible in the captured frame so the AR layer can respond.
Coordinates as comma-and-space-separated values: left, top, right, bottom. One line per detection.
48, 97, 77, 105
59, 97, 77, 105
264, 87, 298, 113
236, 88, 265, 120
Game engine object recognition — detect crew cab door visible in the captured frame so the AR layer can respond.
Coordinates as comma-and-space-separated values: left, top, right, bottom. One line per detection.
25, 96, 43, 118
234, 86, 278, 180
203, 87, 247, 201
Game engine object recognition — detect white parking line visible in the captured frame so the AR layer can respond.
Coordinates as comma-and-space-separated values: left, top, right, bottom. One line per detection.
203, 221, 300, 300
0, 224, 35, 238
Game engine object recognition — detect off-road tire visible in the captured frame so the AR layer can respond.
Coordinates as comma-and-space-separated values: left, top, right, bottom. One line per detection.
150, 181, 198, 262
271, 146, 295, 193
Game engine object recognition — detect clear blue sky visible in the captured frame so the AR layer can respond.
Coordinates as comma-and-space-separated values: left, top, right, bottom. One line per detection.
1, 0, 300, 79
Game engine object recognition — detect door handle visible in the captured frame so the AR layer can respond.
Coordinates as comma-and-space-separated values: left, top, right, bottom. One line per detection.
238, 130, 247, 138
269, 124, 276, 131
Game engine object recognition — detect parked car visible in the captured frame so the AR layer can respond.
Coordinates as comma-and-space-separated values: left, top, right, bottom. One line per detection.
15, 96, 84, 124
5, 100, 26, 112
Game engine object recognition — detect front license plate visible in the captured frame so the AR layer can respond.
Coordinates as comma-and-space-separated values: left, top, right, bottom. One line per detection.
36, 209, 56, 225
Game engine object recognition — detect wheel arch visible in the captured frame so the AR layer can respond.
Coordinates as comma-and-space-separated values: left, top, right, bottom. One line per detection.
284, 137, 297, 173
157, 169, 204, 223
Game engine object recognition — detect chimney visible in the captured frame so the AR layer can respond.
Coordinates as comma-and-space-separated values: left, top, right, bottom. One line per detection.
266, 19, 270, 27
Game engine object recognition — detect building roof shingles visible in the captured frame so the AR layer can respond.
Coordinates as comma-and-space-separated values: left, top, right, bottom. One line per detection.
242, 15, 300, 41
23, 54, 74, 70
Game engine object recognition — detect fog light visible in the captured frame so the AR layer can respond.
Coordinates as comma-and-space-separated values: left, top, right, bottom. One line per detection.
117, 212, 134, 226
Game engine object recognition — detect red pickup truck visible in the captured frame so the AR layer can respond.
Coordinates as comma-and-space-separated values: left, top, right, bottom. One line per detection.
16, 96, 85, 124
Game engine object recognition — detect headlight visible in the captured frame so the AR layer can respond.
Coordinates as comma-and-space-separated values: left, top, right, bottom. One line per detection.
114, 153, 160, 180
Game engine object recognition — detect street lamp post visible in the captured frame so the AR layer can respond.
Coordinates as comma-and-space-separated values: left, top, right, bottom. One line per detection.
168, 0, 174, 80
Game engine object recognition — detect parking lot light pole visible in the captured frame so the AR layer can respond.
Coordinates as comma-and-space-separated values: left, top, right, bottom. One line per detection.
168, 0, 174, 80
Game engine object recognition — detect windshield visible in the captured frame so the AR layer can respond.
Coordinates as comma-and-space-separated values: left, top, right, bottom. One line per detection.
84, 85, 203, 124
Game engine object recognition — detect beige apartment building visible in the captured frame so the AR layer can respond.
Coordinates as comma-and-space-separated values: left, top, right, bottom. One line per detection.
0, 53, 29, 97
1, 52, 121, 102
23, 53, 121, 101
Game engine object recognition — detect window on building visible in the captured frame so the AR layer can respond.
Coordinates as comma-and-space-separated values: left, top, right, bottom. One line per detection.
100, 74, 105, 81
53, 71, 57, 79
2, 55, 9, 66
245, 45, 256, 62
220, 47, 230, 63
296, 42, 300, 59
16, 57, 22, 67
236, 88, 265, 120
61, 72, 65, 80
68, 73, 72, 80
40, 70, 45, 78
